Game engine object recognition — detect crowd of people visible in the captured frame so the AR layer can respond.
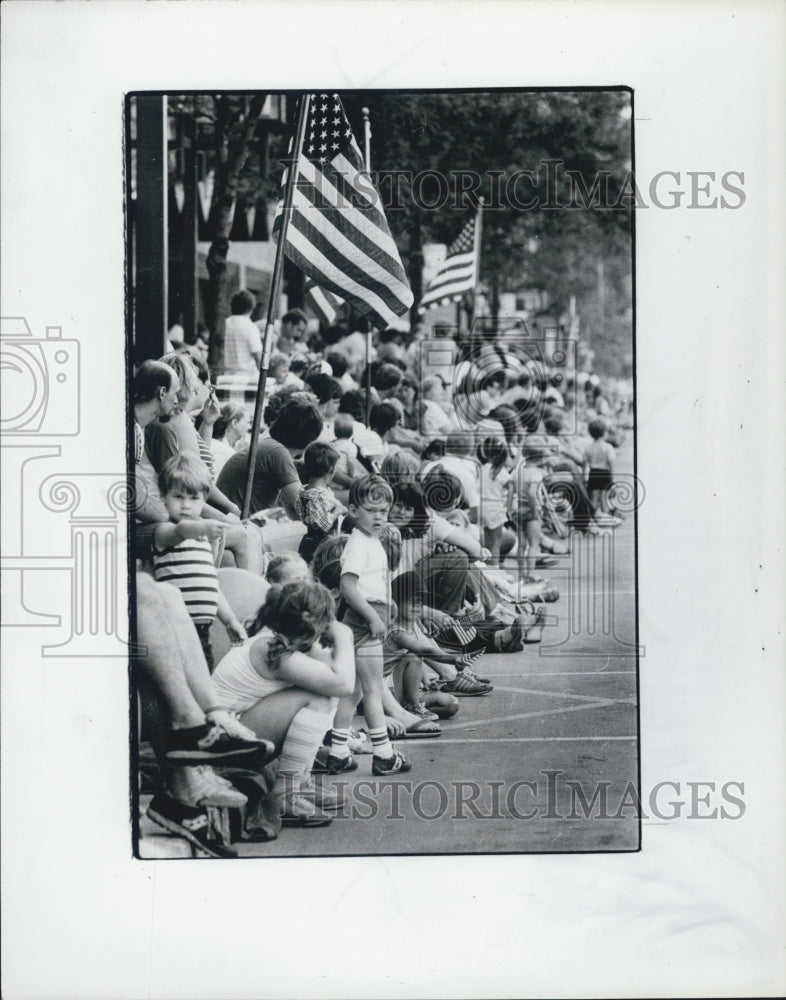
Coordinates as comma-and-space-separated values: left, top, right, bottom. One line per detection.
135, 292, 633, 857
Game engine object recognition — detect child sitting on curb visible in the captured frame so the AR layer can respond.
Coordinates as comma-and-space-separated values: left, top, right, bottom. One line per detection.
152, 454, 247, 671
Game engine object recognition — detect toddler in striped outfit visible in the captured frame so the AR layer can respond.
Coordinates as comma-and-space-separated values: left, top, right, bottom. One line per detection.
153, 454, 247, 670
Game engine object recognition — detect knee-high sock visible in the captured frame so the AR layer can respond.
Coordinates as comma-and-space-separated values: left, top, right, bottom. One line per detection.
273, 706, 333, 804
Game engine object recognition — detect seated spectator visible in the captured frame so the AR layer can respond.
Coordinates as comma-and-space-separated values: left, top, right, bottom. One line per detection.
421, 432, 481, 523
325, 350, 359, 393
264, 551, 311, 587
395, 374, 420, 431
212, 580, 356, 826
136, 573, 273, 857
304, 372, 343, 442
368, 401, 403, 459
210, 402, 250, 477
331, 413, 367, 485
420, 374, 456, 438
133, 359, 181, 534
337, 389, 384, 462
371, 361, 404, 404
144, 353, 251, 569
216, 394, 323, 517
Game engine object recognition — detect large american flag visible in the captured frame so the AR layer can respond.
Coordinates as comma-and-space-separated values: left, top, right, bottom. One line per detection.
273, 94, 412, 330
418, 214, 478, 313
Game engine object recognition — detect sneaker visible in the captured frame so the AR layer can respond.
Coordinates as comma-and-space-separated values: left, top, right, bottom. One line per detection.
442, 673, 494, 696
372, 749, 412, 776
326, 752, 359, 774
279, 793, 333, 828
147, 793, 237, 858
300, 773, 344, 811
171, 765, 248, 808
165, 723, 272, 764
403, 701, 440, 723
461, 667, 492, 686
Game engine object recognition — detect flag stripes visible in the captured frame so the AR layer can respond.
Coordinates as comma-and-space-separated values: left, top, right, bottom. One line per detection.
274, 94, 412, 330
305, 281, 343, 326
418, 217, 478, 313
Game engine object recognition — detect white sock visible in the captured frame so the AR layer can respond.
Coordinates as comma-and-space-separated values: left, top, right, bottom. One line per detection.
273, 707, 331, 805
370, 726, 394, 759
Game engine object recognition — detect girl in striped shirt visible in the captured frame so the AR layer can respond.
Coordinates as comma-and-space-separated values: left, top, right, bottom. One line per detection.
153, 454, 247, 670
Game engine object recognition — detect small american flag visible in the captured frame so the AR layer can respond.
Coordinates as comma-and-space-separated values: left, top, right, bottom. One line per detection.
274, 94, 413, 330
418, 215, 478, 313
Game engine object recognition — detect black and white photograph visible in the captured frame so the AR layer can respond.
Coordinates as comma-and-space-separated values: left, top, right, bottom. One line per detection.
128, 88, 639, 859
2, 2, 784, 998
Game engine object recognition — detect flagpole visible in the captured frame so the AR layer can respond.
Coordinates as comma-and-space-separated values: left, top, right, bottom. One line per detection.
241, 93, 311, 521
470, 196, 484, 329
361, 106, 373, 426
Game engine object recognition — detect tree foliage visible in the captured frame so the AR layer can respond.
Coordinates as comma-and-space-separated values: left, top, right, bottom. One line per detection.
172, 91, 633, 375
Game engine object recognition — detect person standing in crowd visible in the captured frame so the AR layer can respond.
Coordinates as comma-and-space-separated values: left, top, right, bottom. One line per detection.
326, 475, 412, 776
223, 290, 262, 377
583, 418, 621, 525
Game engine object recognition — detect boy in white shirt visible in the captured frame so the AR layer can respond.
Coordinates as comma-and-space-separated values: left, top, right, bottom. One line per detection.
326, 475, 412, 776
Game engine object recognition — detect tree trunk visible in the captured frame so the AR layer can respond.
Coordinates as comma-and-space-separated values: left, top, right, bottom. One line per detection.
204, 94, 268, 375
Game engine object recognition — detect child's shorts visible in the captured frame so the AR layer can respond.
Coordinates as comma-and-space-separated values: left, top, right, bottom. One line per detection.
342, 601, 391, 648
587, 468, 613, 494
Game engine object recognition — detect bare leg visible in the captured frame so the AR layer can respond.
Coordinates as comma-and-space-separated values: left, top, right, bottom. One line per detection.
222, 523, 249, 570
381, 684, 421, 730
484, 524, 503, 567
136, 575, 204, 728
152, 579, 220, 716
393, 654, 426, 707
354, 643, 388, 731
524, 519, 542, 580
240, 688, 334, 751
423, 655, 457, 682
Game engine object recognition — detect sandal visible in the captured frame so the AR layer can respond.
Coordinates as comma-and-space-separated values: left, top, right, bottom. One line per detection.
398, 718, 442, 738
523, 606, 547, 644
